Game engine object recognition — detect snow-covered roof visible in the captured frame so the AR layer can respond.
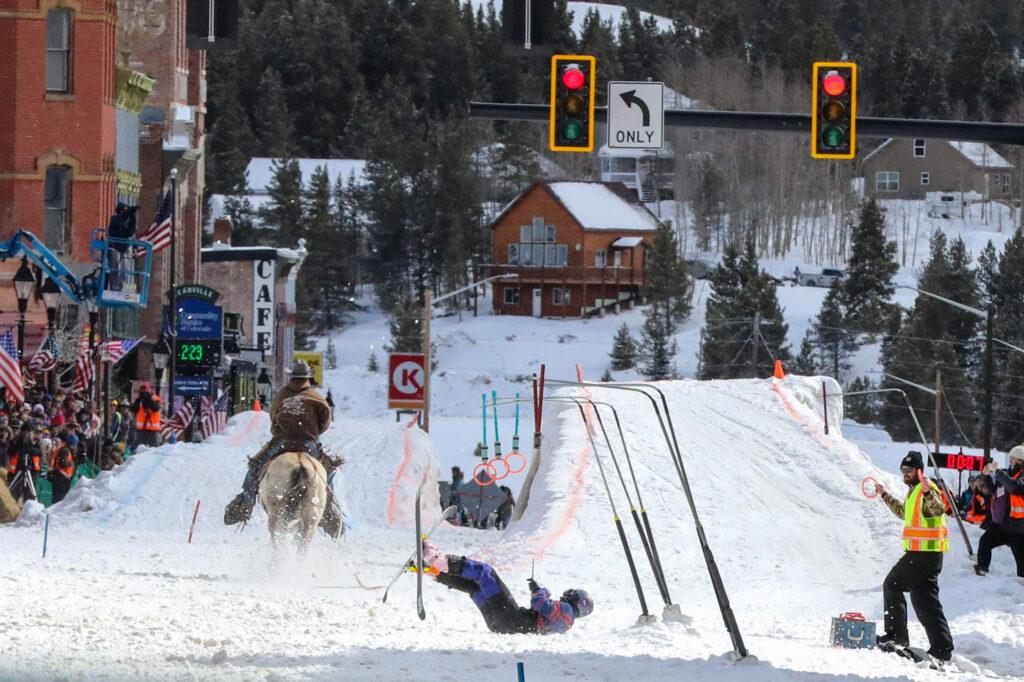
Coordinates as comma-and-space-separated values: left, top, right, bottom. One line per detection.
611, 236, 644, 248
663, 85, 695, 111
245, 158, 368, 193
948, 141, 1012, 169
205, 193, 276, 231
546, 181, 660, 231
861, 139, 1013, 168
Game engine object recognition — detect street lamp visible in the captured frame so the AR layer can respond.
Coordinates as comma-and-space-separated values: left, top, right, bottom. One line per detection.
12, 256, 35, 360
41, 276, 61, 392
256, 367, 272, 406
152, 336, 170, 396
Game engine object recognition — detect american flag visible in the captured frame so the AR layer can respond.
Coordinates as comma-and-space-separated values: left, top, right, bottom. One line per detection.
161, 398, 195, 442
28, 334, 59, 373
0, 329, 24, 404
137, 190, 173, 252
199, 391, 230, 439
103, 337, 143, 364
72, 349, 93, 394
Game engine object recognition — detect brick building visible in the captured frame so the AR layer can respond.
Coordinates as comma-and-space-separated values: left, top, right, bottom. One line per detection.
0, 0, 125, 348
484, 181, 659, 318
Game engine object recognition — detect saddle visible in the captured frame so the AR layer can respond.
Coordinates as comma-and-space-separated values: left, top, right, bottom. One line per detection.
251, 438, 343, 480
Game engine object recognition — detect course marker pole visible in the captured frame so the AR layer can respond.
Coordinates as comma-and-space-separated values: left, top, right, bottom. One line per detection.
517, 661, 525, 681
42, 513, 50, 558
188, 499, 202, 543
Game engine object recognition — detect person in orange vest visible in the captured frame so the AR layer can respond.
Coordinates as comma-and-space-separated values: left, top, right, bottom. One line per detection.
873, 451, 954, 663
976, 447, 1024, 577
131, 384, 163, 448
961, 474, 991, 525
45, 433, 76, 503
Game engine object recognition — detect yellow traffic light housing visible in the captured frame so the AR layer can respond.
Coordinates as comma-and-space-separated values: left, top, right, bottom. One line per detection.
549, 55, 596, 152
811, 61, 857, 159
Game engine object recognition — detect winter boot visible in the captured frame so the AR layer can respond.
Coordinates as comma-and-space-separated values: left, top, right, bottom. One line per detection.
223, 460, 261, 525
319, 487, 343, 539
973, 564, 988, 576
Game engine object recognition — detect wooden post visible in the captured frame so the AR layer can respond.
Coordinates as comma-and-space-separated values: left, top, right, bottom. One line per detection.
822, 381, 829, 435
934, 370, 942, 476
422, 290, 432, 433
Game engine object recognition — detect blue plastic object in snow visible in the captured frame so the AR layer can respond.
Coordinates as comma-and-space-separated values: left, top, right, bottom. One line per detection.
830, 613, 876, 649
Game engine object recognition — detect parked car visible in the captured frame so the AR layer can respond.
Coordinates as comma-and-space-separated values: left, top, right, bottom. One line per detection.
799, 268, 845, 288
685, 259, 717, 279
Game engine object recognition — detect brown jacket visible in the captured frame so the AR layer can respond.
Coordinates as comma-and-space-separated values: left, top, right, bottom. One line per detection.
269, 379, 332, 442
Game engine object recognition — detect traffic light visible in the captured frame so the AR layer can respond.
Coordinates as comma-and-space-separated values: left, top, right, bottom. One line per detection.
811, 62, 856, 159
549, 55, 596, 153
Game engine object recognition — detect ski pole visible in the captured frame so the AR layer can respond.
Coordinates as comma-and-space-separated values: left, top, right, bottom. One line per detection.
481, 393, 489, 461
491, 390, 502, 458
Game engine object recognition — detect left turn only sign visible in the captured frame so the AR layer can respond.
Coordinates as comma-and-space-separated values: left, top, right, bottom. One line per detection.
388, 353, 426, 409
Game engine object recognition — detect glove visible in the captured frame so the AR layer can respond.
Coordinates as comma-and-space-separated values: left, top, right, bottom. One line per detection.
528, 578, 539, 592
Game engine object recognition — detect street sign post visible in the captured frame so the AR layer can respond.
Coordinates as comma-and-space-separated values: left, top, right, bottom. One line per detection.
608, 81, 664, 149
388, 353, 426, 410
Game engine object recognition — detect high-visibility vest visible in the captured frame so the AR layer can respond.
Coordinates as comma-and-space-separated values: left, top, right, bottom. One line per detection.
54, 447, 74, 478
903, 481, 949, 552
1011, 470, 1024, 521
965, 494, 987, 524
136, 399, 162, 431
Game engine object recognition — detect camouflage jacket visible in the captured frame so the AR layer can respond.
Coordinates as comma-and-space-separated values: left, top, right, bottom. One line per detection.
881, 482, 946, 520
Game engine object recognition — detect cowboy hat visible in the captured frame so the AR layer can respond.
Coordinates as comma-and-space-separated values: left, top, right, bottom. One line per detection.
287, 361, 314, 379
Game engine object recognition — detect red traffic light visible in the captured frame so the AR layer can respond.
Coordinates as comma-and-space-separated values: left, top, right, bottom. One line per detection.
561, 65, 585, 90
823, 72, 846, 97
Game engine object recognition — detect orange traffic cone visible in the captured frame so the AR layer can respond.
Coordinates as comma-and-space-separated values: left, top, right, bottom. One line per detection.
252, 399, 262, 412
773, 359, 785, 379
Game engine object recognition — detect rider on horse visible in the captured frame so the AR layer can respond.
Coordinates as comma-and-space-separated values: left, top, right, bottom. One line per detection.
223, 361, 343, 537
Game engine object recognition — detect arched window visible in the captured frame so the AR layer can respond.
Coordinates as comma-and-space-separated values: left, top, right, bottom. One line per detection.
46, 8, 73, 93
43, 165, 71, 252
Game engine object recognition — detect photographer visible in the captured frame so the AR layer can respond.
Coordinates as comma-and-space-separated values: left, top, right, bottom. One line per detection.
975, 447, 1024, 577
106, 202, 139, 290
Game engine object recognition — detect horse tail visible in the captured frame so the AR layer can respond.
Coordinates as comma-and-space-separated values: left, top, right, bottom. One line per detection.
286, 459, 310, 517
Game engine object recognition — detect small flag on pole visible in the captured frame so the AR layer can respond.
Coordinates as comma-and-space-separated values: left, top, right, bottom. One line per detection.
138, 190, 173, 252
0, 329, 25, 404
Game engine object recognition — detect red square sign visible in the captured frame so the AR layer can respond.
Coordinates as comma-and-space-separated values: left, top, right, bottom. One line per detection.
388, 353, 426, 409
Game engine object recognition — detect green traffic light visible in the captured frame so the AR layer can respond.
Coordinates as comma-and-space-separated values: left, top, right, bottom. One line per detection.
562, 119, 584, 141
821, 125, 845, 148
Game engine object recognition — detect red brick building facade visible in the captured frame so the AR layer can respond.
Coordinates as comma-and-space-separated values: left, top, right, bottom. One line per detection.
485, 182, 659, 318
0, 0, 119, 340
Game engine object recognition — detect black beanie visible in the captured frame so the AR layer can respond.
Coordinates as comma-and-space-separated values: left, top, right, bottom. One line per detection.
901, 451, 925, 470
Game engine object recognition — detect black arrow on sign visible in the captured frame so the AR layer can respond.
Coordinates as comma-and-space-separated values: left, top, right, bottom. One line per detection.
620, 90, 651, 127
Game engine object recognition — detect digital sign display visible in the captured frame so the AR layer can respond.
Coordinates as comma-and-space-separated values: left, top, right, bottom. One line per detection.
174, 339, 220, 375
938, 452, 986, 472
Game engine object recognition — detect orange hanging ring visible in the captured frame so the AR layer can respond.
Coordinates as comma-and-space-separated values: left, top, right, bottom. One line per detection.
505, 450, 527, 474
473, 461, 498, 487
861, 476, 880, 499
491, 456, 510, 480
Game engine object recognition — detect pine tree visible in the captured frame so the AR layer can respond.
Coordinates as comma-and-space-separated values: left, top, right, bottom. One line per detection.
609, 322, 637, 371
976, 240, 999, 307
793, 333, 817, 375
254, 67, 294, 156
811, 281, 854, 379
600, 368, 614, 382
385, 297, 423, 354
258, 158, 304, 246
842, 199, 898, 334
639, 304, 677, 380
222, 180, 262, 246
645, 222, 692, 331
845, 376, 880, 424
692, 158, 723, 251
992, 227, 1024, 446
325, 338, 338, 370
367, 351, 379, 373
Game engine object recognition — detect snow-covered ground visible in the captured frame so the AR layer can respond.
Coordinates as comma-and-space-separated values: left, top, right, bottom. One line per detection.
3, 369, 1022, 681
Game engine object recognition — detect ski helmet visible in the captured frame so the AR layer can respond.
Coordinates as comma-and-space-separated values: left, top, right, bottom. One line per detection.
562, 589, 594, 618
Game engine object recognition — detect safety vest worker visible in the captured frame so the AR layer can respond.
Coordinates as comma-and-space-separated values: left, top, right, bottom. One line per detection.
133, 386, 162, 432
964, 494, 988, 524
903, 480, 950, 552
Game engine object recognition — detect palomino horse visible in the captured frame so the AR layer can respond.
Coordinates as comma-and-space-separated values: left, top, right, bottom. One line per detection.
257, 451, 328, 551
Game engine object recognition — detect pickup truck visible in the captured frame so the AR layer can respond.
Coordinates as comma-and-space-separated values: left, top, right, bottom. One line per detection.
799, 268, 845, 288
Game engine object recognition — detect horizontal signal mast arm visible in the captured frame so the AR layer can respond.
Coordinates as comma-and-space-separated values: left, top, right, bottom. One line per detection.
468, 102, 1024, 146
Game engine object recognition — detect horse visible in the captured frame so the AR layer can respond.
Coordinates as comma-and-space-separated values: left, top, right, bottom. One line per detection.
257, 451, 328, 553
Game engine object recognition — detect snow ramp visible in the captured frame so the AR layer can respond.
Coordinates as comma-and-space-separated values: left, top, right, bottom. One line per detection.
466, 374, 1019, 678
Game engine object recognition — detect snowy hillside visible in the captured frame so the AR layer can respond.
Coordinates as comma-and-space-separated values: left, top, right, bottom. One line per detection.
465, 1, 675, 35
3, 372, 1022, 680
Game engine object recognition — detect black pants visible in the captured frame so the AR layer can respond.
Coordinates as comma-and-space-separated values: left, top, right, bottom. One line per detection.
977, 525, 1024, 577
435, 557, 538, 634
46, 471, 71, 503
883, 551, 953, 658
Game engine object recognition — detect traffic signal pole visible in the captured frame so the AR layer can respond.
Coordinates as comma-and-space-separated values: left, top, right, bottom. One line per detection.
469, 102, 1024, 146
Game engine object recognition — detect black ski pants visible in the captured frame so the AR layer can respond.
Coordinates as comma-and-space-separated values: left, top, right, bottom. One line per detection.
977, 526, 1024, 577
435, 557, 538, 634
883, 551, 953, 659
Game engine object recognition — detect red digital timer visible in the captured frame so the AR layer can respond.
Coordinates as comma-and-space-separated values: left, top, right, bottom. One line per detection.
941, 453, 986, 472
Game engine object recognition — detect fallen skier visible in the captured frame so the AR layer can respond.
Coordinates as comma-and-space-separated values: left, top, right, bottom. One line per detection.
421, 540, 593, 634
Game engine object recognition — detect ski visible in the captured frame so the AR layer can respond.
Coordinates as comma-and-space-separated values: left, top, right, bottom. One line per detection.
381, 505, 456, 603
415, 487, 425, 620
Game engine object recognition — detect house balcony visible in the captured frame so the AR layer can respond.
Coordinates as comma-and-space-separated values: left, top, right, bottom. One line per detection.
481, 263, 646, 288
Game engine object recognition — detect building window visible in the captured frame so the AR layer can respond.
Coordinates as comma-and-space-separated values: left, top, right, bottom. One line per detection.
875, 171, 900, 192
920, 172, 930, 186
43, 165, 71, 251
532, 217, 544, 242
595, 249, 608, 267
516, 218, 567, 267
614, 251, 623, 267
1002, 173, 1012, 195
508, 243, 519, 264
913, 139, 925, 157
545, 225, 556, 243
520, 225, 531, 242
46, 9, 73, 93
556, 244, 568, 266
553, 288, 571, 305
503, 287, 520, 304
